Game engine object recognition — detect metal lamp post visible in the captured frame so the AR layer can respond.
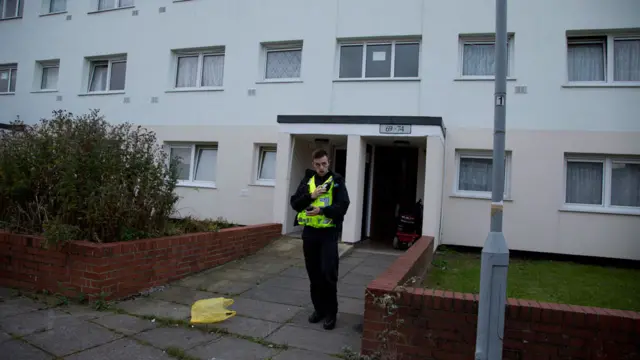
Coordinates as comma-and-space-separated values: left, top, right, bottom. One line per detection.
474, 0, 510, 359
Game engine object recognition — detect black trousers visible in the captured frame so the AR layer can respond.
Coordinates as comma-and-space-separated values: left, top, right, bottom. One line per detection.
302, 227, 339, 317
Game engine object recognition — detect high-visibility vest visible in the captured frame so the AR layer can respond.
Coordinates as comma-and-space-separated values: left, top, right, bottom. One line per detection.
296, 176, 336, 228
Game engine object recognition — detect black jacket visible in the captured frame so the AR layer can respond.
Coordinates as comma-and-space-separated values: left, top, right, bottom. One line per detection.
290, 169, 350, 228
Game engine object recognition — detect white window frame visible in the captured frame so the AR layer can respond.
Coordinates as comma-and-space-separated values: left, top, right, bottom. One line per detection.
172, 48, 225, 90
0, 0, 21, 19
260, 42, 303, 82
255, 145, 277, 186
0, 64, 18, 94
38, 60, 60, 91
458, 34, 515, 80
168, 144, 218, 188
563, 155, 640, 215
453, 150, 512, 200
45, 0, 66, 14
87, 57, 127, 93
336, 39, 421, 80
566, 34, 640, 86
97, 0, 134, 11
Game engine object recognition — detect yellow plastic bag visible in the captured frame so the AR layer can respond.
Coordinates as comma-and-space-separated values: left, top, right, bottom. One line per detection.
190, 297, 236, 324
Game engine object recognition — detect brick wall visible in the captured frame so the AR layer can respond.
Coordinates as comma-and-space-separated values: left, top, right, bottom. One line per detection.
362, 236, 640, 360
0, 223, 281, 300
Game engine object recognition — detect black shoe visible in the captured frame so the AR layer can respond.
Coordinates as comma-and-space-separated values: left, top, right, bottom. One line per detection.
323, 316, 336, 330
308, 311, 324, 324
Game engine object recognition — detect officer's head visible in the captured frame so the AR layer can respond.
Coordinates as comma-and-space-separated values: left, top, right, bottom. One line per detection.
312, 149, 330, 176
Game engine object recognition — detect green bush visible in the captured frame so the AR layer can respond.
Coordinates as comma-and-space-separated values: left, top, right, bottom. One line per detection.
0, 110, 180, 244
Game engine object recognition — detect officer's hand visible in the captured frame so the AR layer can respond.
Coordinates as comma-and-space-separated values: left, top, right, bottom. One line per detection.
311, 187, 327, 199
305, 206, 321, 216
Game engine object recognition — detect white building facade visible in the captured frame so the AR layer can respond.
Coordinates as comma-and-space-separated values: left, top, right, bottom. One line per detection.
1, 0, 639, 260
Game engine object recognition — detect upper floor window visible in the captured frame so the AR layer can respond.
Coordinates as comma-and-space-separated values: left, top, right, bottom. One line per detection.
0, 64, 17, 94
261, 41, 303, 81
37, 60, 60, 91
98, 0, 134, 11
338, 39, 420, 79
567, 34, 640, 83
86, 55, 127, 93
0, 0, 22, 19
173, 47, 225, 89
459, 34, 514, 79
48, 0, 66, 13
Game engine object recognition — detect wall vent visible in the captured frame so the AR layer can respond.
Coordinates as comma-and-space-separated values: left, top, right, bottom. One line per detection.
123, 97, 131, 104
247, 88, 256, 96
151, 97, 159, 104
65, 15, 72, 20
514, 85, 527, 94
159, 7, 166, 13
56, 95, 63, 102
132, 9, 139, 16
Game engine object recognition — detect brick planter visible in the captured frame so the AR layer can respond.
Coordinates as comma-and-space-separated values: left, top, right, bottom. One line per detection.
363, 236, 640, 360
0, 223, 281, 300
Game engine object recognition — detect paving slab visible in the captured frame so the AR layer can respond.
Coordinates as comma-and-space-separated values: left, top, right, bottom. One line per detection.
57, 305, 107, 321
133, 326, 218, 350
0, 297, 45, 319
240, 285, 310, 307
0, 288, 17, 299
65, 338, 174, 360
259, 275, 310, 292
0, 339, 52, 360
150, 286, 216, 306
22, 317, 122, 356
259, 239, 305, 259
178, 276, 256, 296
288, 310, 364, 336
337, 282, 367, 300
0, 331, 10, 343
341, 272, 376, 286
187, 336, 279, 360
338, 297, 365, 316
204, 267, 271, 283
91, 313, 157, 335
360, 254, 399, 268
350, 264, 387, 277
267, 324, 360, 355
274, 348, 338, 360
279, 266, 308, 279
214, 315, 282, 338
235, 257, 299, 275
0, 308, 73, 336
115, 298, 190, 320
229, 297, 302, 323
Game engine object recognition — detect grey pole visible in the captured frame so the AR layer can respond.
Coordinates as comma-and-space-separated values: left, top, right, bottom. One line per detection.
474, 0, 509, 359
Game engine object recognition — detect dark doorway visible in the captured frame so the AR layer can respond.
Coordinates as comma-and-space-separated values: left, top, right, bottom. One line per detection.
360, 144, 373, 240
334, 149, 346, 178
369, 146, 419, 245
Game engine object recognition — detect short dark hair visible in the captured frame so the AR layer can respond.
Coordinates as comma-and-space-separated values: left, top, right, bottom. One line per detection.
312, 148, 329, 160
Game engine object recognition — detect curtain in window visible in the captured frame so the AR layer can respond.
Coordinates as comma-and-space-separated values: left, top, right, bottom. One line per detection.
194, 148, 217, 182
175, 56, 198, 88
565, 162, 603, 204
614, 39, 640, 81
9, 68, 16, 92
463, 44, 496, 76
3, 0, 18, 18
266, 50, 301, 79
98, 0, 115, 10
611, 163, 640, 207
568, 43, 605, 81
201, 55, 224, 87
458, 158, 492, 192
50, 0, 66, 12
89, 64, 108, 92
41, 67, 59, 89
259, 151, 277, 180
170, 148, 191, 181
0, 70, 9, 92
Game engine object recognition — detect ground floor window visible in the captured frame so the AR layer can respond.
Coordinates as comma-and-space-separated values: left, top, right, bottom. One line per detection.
168, 143, 218, 188
454, 150, 511, 198
255, 145, 276, 185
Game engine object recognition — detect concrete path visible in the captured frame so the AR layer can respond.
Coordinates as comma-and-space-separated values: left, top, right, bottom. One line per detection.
0, 236, 400, 359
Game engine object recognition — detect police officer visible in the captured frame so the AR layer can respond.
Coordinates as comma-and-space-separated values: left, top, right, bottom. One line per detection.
290, 148, 350, 330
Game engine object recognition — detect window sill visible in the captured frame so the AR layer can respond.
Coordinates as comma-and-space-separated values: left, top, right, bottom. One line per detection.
450, 193, 513, 201
560, 205, 640, 217
165, 87, 224, 93
454, 77, 517, 82
31, 89, 59, 93
78, 91, 125, 96
173, 0, 194, 2
562, 82, 640, 88
249, 181, 276, 188
0, 92, 16, 96
0, 16, 22, 21
88, 6, 135, 15
177, 182, 217, 189
39, 11, 68, 17
256, 79, 303, 84
333, 77, 420, 83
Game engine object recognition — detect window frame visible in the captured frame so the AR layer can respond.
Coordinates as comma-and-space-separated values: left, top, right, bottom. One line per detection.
261, 42, 303, 82
458, 34, 515, 80
87, 57, 127, 93
453, 150, 512, 199
563, 155, 640, 215
46, 0, 67, 14
255, 146, 277, 186
168, 143, 218, 188
173, 48, 225, 90
97, 0, 134, 11
38, 60, 60, 91
0, 64, 18, 94
337, 39, 421, 80
566, 34, 640, 86
0, 0, 21, 19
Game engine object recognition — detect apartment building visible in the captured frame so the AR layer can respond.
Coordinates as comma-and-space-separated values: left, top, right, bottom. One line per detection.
1, 0, 639, 260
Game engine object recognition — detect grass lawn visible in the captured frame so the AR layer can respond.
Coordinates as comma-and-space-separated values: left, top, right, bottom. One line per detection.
423, 247, 640, 312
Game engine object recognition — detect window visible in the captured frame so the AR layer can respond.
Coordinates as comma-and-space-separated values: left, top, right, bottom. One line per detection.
455, 150, 511, 198
98, 0, 134, 11
169, 144, 218, 187
87, 57, 127, 92
262, 42, 302, 80
459, 35, 514, 78
338, 40, 420, 79
48, 0, 66, 13
38, 61, 60, 90
256, 146, 276, 185
173, 48, 225, 89
567, 35, 640, 83
565, 156, 640, 213
0, 64, 17, 94
0, 0, 22, 19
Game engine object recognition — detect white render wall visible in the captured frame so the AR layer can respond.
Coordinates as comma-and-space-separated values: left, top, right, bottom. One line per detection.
1, 0, 639, 259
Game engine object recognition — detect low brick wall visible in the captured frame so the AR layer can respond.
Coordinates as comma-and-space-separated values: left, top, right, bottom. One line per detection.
0, 223, 282, 300
363, 236, 640, 360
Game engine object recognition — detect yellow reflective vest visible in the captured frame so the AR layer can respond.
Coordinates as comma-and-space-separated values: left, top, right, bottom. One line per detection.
296, 176, 336, 228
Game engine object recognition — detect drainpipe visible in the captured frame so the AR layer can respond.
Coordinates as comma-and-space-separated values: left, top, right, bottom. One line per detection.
437, 131, 446, 249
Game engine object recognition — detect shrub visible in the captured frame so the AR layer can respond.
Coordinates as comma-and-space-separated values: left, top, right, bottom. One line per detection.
0, 110, 179, 245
